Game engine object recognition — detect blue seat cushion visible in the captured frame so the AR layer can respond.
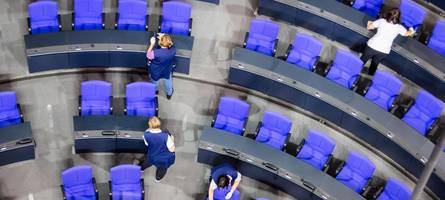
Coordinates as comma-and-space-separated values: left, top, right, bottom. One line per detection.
286, 50, 317, 71
126, 101, 156, 117
246, 33, 275, 56
214, 114, 244, 135
255, 128, 287, 150
81, 100, 110, 116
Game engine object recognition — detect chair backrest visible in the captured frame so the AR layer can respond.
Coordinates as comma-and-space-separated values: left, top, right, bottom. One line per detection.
352, 0, 383, 17
249, 19, 279, 40
118, 0, 147, 23
74, 0, 103, 19
162, 1, 191, 23
81, 80, 112, 101
327, 50, 363, 88
217, 97, 250, 120
400, 0, 426, 29
28, 1, 58, 24
305, 130, 336, 156
261, 111, 292, 135
365, 70, 403, 110
377, 178, 412, 200
412, 90, 443, 121
126, 82, 156, 103
111, 164, 141, 187
291, 33, 323, 59
431, 20, 445, 41
336, 152, 375, 192
62, 165, 95, 199
0, 91, 18, 112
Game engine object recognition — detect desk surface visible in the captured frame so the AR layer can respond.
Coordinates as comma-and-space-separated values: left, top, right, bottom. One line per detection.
0, 122, 33, 144
73, 115, 148, 132
199, 127, 365, 200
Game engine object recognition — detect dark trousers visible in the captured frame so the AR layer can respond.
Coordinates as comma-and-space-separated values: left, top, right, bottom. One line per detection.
360, 46, 388, 76
139, 157, 168, 181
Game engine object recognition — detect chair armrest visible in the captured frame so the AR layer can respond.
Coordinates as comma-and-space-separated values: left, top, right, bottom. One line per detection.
282, 132, 292, 150
57, 14, 62, 30
253, 121, 262, 139
241, 117, 248, 136
362, 177, 373, 195
334, 160, 345, 176
401, 98, 415, 116
145, 15, 150, 31
108, 180, 112, 197
60, 185, 67, 200
272, 39, 279, 57
372, 184, 385, 199
295, 139, 305, 155
93, 178, 99, 200
155, 97, 159, 117
312, 56, 321, 72
102, 12, 106, 29
388, 94, 400, 112
141, 178, 145, 199
361, 80, 373, 96
123, 97, 127, 115
351, 75, 361, 90
72, 12, 75, 28
17, 104, 24, 122
349, 0, 356, 6
211, 108, 218, 127
323, 154, 333, 172
115, 13, 119, 29
426, 117, 440, 139
284, 44, 292, 60
158, 15, 163, 32
323, 61, 333, 76
243, 32, 250, 48
188, 18, 193, 36
78, 95, 82, 116
27, 17, 31, 34
110, 96, 113, 114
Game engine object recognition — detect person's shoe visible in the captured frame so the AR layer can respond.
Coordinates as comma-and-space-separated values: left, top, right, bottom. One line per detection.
132, 159, 140, 165
154, 179, 161, 183
166, 89, 174, 100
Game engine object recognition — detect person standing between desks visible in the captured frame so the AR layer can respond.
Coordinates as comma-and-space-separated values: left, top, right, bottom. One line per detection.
146, 33, 176, 100
208, 163, 241, 200
139, 116, 175, 182
361, 8, 415, 76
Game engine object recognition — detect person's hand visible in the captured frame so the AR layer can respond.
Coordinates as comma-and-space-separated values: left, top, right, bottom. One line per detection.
409, 27, 416, 36
225, 191, 233, 200
150, 36, 156, 45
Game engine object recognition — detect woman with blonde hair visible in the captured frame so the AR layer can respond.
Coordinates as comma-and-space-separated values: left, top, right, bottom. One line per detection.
138, 116, 175, 182
146, 33, 176, 99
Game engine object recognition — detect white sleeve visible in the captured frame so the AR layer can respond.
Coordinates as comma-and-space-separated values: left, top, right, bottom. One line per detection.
235, 172, 241, 181
166, 136, 174, 148
398, 25, 408, 36
372, 19, 384, 28
209, 180, 217, 190
143, 135, 148, 146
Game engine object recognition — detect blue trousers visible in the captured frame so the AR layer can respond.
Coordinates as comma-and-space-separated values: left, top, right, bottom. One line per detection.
151, 73, 173, 95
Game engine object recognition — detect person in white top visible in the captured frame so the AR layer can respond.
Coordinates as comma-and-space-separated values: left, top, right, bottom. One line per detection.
361, 8, 415, 75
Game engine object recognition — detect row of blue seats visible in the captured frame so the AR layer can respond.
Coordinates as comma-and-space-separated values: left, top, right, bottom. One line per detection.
61, 164, 143, 200
0, 91, 24, 128
210, 96, 413, 199
243, 19, 444, 138
27, 0, 192, 35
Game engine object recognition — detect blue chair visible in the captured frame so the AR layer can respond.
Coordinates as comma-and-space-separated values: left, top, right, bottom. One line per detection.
73, 0, 104, 30
325, 50, 363, 89
125, 82, 158, 117
400, 0, 426, 32
212, 97, 250, 135
208, 188, 240, 200
427, 20, 445, 58
110, 165, 144, 200
402, 90, 443, 137
79, 80, 112, 116
363, 70, 403, 111
160, 1, 192, 36
27, 1, 60, 34
244, 19, 279, 56
296, 130, 335, 171
335, 152, 375, 194
351, 0, 383, 18
254, 111, 292, 150
285, 33, 323, 71
0, 91, 23, 128
61, 165, 98, 200
374, 178, 412, 200
116, 0, 148, 31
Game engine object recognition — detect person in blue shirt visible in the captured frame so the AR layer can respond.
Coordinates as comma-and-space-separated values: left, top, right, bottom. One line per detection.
208, 163, 241, 200
138, 117, 175, 182
146, 33, 176, 100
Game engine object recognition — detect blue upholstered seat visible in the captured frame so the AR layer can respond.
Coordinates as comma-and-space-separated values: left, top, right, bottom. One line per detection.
212, 97, 250, 135
402, 90, 443, 136
427, 20, 445, 58
326, 50, 363, 89
208, 187, 240, 200
245, 19, 279, 56
286, 33, 323, 71
110, 165, 143, 200
296, 130, 335, 170
74, 0, 103, 30
376, 178, 412, 200
160, 1, 192, 36
61, 165, 97, 200
80, 80, 112, 116
0, 91, 22, 128
364, 70, 402, 111
28, 1, 60, 34
255, 111, 292, 150
117, 0, 147, 31
400, 0, 426, 31
352, 0, 383, 18
126, 82, 158, 117
336, 152, 375, 193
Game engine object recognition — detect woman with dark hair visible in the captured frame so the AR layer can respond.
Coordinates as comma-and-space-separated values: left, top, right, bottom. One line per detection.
361, 8, 415, 75
208, 163, 241, 200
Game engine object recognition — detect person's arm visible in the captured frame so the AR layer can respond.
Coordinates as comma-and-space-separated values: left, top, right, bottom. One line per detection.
403, 27, 415, 37
146, 36, 156, 59
208, 181, 217, 200
225, 172, 241, 199
142, 135, 148, 146
166, 135, 175, 152
367, 19, 383, 30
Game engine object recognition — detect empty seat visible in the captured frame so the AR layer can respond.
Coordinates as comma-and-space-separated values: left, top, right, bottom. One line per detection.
110, 165, 144, 200
352, 0, 383, 18
61, 165, 98, 200
0, 91, 23, 128
80, 80, 112, 116
400, 0, 426, 32
74, 0, 104, 30
402, 90, 443, 136
244, 19, 279, 56
335, 152, 375, 194
296, 130, 335, 171
209, 188, 240, 200
126, 82, 158, 117
427, 20, 445, 57
325, 50, 363, 89
375, 178, 412, 200
254, 111, 292, 150
28, 1, 60, 34
116, 0, 148, 31
160, 1, 192, 36
363, 70, 403, 111
285, 33, 323, 71
212, 97, 250, 135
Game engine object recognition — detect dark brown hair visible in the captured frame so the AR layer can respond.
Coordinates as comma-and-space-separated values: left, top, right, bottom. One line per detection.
217, 175, 229, 188
385, 8, 401, 24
